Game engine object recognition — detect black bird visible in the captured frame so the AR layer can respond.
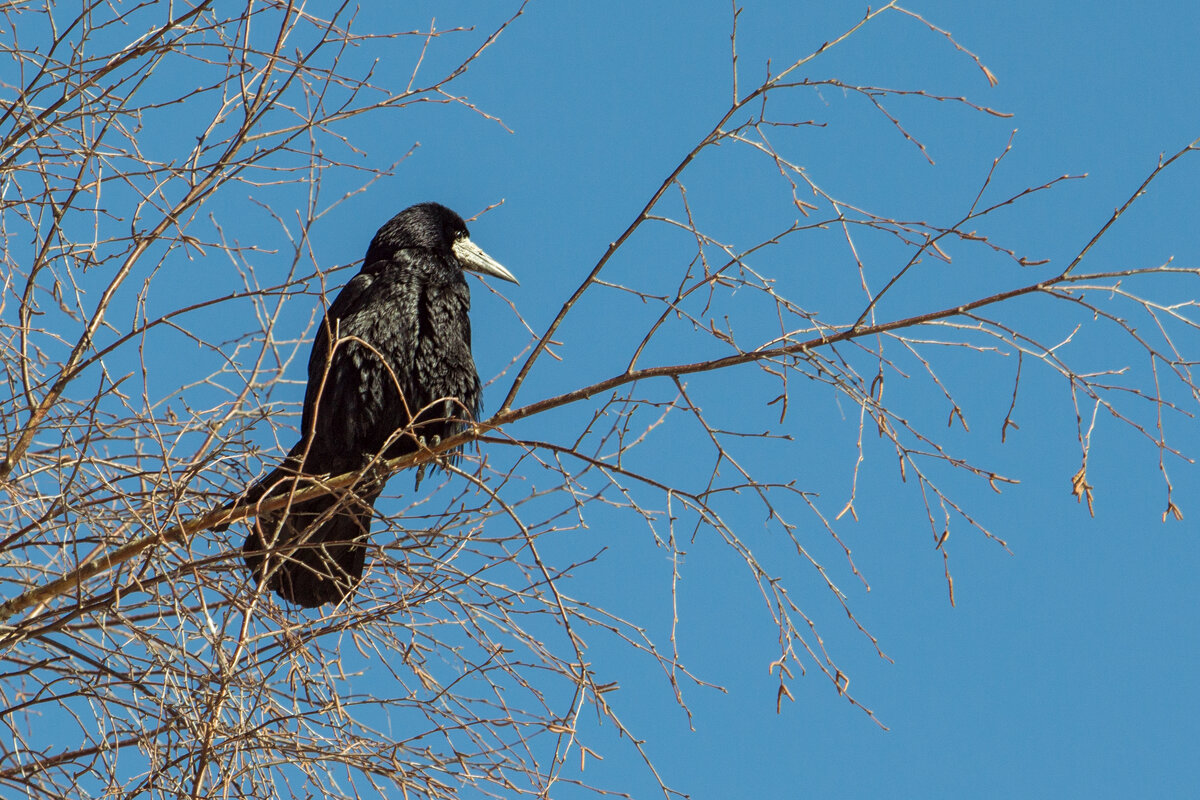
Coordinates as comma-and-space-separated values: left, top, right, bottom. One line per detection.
236, 202, 518, 608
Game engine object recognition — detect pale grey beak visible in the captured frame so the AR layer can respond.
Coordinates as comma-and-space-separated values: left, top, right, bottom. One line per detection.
453, 237, 519, 284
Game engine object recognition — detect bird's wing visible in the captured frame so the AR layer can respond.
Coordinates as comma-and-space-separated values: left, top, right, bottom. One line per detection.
297, 271, 376, 457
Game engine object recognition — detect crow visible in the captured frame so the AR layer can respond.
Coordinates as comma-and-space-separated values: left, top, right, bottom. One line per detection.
235, 202, 518, 608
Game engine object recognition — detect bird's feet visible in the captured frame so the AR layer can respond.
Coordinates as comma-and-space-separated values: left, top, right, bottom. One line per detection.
413, 434, 442, 491
362, 458, 389, 493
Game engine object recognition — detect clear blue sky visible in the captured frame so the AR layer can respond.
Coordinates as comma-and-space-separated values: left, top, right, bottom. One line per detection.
280, 4, 1200, 797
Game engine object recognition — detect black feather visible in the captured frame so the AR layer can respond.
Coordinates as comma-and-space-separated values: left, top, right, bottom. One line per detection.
235, 202, 516, 607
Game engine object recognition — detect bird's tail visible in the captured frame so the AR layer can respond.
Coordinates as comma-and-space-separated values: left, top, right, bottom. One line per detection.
242, 478, 382, 608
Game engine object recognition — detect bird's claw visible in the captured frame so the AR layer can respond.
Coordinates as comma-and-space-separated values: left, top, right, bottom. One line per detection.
363, 459, 389, 492
413, 434, 442, 491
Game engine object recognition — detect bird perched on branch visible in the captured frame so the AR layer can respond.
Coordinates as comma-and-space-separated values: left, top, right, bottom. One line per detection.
233, 202, 518, 608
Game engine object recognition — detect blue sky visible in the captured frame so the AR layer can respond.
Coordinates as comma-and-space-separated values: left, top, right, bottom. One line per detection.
355, 3, 1199, 797
6, 2, 1196, 798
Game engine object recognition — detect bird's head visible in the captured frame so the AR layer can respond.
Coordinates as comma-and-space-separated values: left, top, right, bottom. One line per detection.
365, 202, 518, 284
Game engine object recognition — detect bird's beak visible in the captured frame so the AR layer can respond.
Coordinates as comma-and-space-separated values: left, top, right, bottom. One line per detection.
453, 237, 519, 285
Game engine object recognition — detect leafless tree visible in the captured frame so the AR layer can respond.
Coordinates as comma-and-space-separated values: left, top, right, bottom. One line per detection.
1, 2, 1196, 798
